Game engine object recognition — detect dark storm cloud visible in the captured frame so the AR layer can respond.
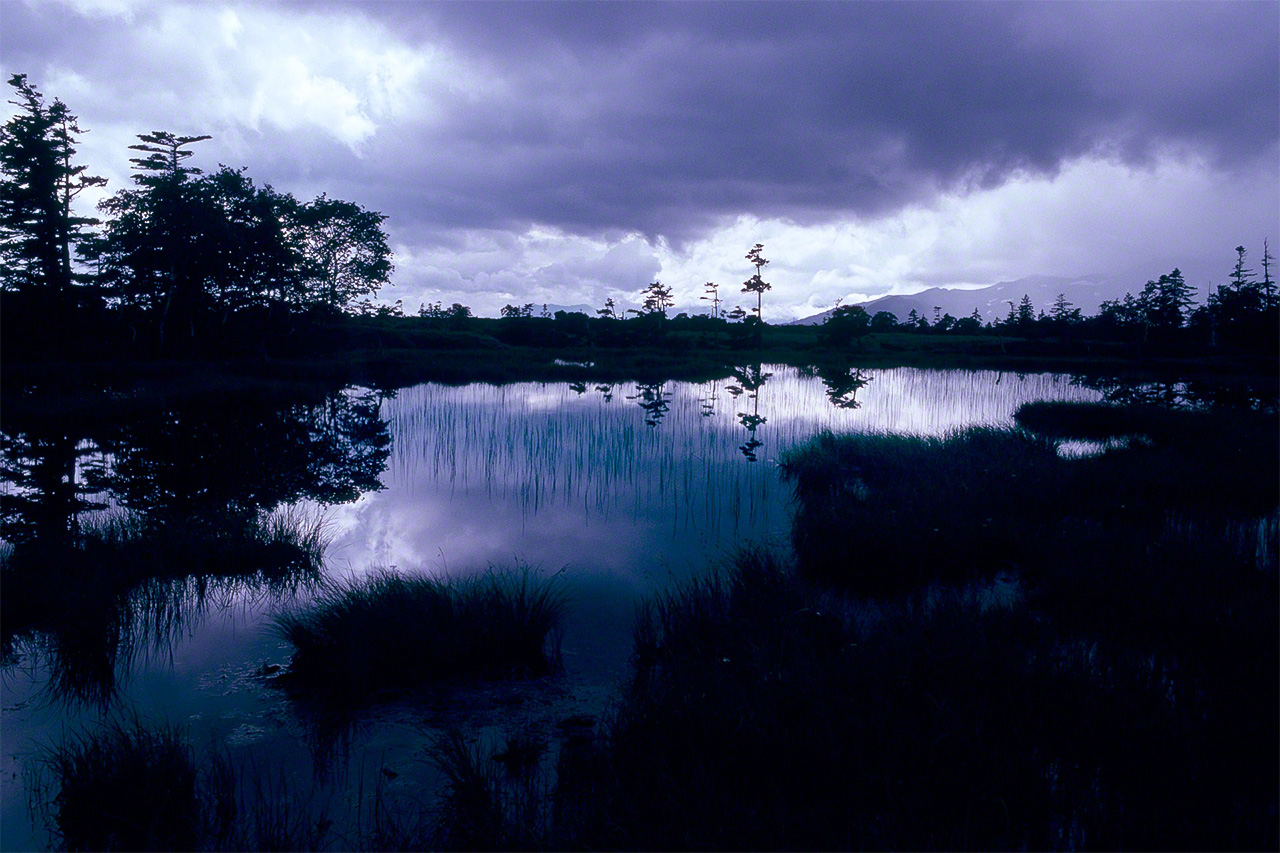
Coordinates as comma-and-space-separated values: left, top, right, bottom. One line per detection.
4, 0, 1277, 258
332, 0, 1278, 241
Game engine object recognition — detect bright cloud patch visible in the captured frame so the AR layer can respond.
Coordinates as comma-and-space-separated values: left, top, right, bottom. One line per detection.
386, 151, 1279, 321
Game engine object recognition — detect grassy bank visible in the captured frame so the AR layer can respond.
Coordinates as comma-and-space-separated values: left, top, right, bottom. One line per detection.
538, 533, 1277, 850
30, 715, 334, 852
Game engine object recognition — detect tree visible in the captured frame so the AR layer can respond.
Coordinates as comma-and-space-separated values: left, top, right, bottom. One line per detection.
201, 166, 300, 314
1228, 245, 1253, 292
597, 297, 620, 320
700, 281, 722, 318
953, 311, 983, 334
632, 280, 673, 317
292, 194, 392, 310
1260, 240, 1274, 309
741, 243, 771, 320
821, 304, 871, 348
97, 131, 213, 349
1050, 293, 1073, 322
1016, 294, 1036, 327
870, 310, 898, 331
1140, 268, 1194, 330
0, 74, 106, 303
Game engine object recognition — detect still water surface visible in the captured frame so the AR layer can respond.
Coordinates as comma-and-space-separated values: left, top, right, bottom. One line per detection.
0, 367, 1104, 847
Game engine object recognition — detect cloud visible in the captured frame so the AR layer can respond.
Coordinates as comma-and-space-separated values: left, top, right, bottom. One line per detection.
382, 149, 1278, 320
4, 0, 1277, 317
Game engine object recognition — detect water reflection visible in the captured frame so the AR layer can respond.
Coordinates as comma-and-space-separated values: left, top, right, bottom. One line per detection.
0, 387, 391, 704
727, 364, 773, 461
4, 365, 1233, 847
816, 365, 873, 410
1070, 374, 1278, 412
364, 367, 1112, 580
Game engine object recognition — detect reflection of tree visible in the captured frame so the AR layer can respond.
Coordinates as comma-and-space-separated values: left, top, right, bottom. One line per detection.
817, 365, 874, 410
700, 379, 720, 417
727, 364, 772, 461
91, 388, 388, 527
0, 429, 106, 548
1068, 375, 1276, 412
595, 384, 616, 403
629, 382, 670, 427
0, 384, 390, 705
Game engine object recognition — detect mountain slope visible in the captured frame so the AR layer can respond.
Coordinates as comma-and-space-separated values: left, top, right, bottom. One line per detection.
789, 273, 1131, 326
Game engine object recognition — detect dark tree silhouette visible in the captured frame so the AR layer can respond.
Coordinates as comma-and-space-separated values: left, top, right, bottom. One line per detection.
0, 74, 106, 304
700, 281, 722, 318
1260, 240, 1275, 309
97, 131, 212, 350
597, 297, 620, 320
742, 244, 770, 319
820, 304, 871, 348
293, 194, 393, 310
633, 280, 673, 317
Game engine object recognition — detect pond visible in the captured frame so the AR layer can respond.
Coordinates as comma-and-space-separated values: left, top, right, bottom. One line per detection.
0, 365, 1143, 847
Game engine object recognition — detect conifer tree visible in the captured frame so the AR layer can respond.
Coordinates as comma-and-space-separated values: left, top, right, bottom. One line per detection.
0, 74, 106, 302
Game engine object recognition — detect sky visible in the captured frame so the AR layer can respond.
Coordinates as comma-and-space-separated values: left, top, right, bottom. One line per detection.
3, 0, 1278, 320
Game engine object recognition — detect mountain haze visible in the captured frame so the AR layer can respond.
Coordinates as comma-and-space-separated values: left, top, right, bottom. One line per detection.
788, 272, 1172, 326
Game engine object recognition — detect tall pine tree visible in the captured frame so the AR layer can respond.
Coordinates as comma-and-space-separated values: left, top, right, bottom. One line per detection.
0, 74, 105, 304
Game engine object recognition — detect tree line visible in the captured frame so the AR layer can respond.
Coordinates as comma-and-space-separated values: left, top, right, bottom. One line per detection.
816, 252, 1275, 353
1, 74, 392, 357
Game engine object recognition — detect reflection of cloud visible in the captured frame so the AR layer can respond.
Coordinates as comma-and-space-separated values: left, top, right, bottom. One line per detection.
335, 369, 1105, 580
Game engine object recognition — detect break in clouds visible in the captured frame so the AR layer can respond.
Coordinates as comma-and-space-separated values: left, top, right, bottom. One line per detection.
5, 0, 1278, 318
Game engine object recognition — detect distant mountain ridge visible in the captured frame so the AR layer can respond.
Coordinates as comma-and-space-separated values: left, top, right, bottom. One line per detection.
789, 273, 1138, 326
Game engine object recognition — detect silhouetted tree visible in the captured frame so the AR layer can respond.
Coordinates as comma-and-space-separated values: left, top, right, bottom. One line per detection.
1228, 245, 1253, 292
597, 297, 620, 320
1016, 294, 1036, 327
97, 131, 212, 350
0, 74, 106, 304
742, 244, 770, 318
741, 244, 771, 346
820, 304, 871, 348
1050, 294, 1073, 322
1139, 269, 1194, 332
1260, 239, 1275, 309
871, 310, 898, 331
701, 281, 722, 318
293, 194, 392, 310
633, 280, 673, 317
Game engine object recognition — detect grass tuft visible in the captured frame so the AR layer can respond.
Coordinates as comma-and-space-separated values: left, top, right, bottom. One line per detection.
275, 565, 568, 705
